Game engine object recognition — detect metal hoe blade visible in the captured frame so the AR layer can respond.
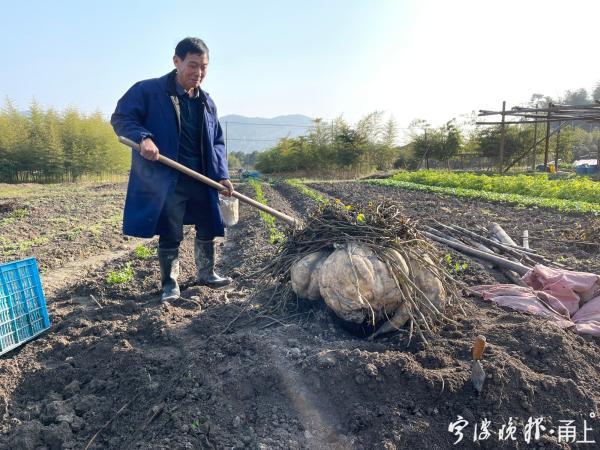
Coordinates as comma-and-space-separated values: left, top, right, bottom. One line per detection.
471, 360, 486, 393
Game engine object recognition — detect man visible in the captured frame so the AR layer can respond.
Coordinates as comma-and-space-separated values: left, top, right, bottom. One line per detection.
111, 37, 234, 302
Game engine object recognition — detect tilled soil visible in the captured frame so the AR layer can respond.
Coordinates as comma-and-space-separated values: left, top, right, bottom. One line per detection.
310, 181, 600, 276
0, 180, 598, 450
0, 183, 143, 274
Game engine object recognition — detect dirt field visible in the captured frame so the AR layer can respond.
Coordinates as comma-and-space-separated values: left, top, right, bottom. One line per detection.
0, 180, 599, 449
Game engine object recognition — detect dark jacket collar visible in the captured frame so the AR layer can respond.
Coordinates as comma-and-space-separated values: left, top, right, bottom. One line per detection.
166, 69, 179, 96
175, 78, 200, 99
165, 69, 212, 112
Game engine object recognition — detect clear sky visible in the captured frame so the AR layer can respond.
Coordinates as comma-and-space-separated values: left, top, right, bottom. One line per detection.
1, 0, 599, 141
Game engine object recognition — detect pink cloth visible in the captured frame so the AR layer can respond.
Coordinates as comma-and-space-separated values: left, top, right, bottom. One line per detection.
473, 265, 600, 336
522, 265, 600, 315
572, 296, 600, 335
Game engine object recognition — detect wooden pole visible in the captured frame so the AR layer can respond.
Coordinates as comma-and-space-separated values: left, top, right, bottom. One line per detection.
476, 119, 587, 125
118, 136, 299, 228
597, 134, 600, 169
554, 122, 562, 171
499, 101, 506, 172
532, 106, 538, 170
480, 104, 600, 114
424, 129, 430, 170
490, 222, 517, 246
421, 231, 531, 275
543, 105, 552, 170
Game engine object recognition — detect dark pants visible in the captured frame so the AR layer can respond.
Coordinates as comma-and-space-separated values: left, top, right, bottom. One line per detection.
157, 174, 215, 250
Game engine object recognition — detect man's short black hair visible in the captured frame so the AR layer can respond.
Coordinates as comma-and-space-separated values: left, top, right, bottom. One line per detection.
175, 37, 209, 60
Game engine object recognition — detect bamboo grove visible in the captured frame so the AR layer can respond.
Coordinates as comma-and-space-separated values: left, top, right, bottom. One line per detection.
0, 100, 130, 183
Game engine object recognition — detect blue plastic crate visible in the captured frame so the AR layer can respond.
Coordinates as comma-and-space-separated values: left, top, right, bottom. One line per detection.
0, 257, 50, 355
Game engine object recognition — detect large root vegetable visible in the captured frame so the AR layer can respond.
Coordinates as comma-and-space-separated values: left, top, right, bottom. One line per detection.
319, 243, 408, 324
290, 251, 331, 300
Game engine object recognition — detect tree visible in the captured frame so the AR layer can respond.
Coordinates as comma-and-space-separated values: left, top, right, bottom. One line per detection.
228, 153, 242, 170
230, 150, 260, 168
530, 93, 545, 105
473, 125, 533, 162
355, 111, 384, 143
355, 111, 384, 168
407, 119, 432, 168
247, 151, 260, 167
26, 100, 47, 175
43, 108, 65, 180
409, 120, 461, 167
563, 88, 590, 105
593, 82, 600, 101
552, 126, 578, 164
373, 117, 398, 170
0, 98, 28, 181
430, 121, 462, 162
335, 123, 366, 169
393, 143, 417, 170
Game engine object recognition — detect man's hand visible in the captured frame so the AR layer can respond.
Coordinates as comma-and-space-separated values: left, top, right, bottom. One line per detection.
219, 179, 234, 197
140, 137, 159, 161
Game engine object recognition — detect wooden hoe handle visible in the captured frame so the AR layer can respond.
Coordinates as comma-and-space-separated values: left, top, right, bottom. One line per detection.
118, 136, 299, 228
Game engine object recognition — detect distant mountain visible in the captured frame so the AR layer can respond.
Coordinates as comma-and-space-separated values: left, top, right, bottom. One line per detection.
219, 114, 315, 154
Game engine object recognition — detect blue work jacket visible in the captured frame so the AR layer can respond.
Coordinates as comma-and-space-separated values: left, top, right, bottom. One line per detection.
111, 70, 228, 238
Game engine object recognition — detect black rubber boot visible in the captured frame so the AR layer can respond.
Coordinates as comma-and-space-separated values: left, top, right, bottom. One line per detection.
195, 238, 232, 288
158, 247, 180, 301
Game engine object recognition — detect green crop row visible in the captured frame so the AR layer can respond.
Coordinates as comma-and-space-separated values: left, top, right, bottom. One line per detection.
363, 179, 600, 214
389, 171, 600, 204
285, 179, 328, 204
248, 179, 285, 244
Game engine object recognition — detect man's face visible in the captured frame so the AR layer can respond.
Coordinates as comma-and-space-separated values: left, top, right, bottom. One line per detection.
173, 52, 209, 91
